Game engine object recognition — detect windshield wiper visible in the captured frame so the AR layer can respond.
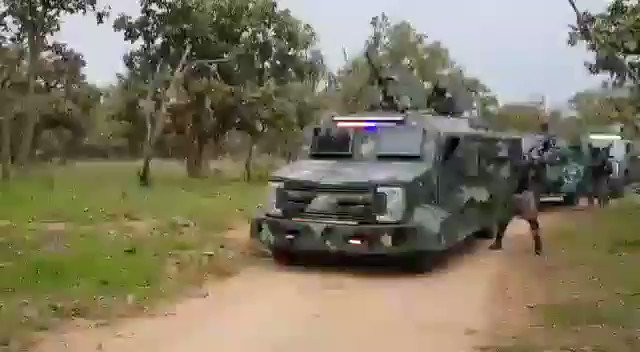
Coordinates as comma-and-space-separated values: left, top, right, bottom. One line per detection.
310, 153, 353, 159
377, 154, 421, 160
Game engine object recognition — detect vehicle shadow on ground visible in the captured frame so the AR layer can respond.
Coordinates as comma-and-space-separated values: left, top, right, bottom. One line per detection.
264, 203, 580, 278
264, 235, 490, 278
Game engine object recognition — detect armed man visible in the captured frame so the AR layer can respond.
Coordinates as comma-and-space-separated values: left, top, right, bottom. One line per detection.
488, 130, 546, 256
488, 151, 543, 256
587, 144, 613, 207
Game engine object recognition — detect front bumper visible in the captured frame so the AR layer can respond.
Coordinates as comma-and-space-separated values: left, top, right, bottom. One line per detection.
250, 216, 434, 256
539, 178, 579, 196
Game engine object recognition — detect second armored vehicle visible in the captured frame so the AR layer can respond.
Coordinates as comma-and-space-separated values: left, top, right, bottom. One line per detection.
521, 133, 585, 205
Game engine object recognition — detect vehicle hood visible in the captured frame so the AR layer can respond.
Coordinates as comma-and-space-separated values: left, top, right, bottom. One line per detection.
272, 159, 428, 184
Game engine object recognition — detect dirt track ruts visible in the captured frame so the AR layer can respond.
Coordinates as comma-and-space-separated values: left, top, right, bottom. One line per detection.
34, 213, 565, 352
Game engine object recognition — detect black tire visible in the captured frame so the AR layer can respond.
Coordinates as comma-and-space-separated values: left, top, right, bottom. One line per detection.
474, 224, 495, 239
272, 248, 297, 266
401, 252, 436, 274
563, 192, 578, 206
610, 180, 625, 199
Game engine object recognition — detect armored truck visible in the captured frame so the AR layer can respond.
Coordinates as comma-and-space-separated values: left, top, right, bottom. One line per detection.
521, 133, 585, 205
250, 112, 523, 271
584, 133, 633, 198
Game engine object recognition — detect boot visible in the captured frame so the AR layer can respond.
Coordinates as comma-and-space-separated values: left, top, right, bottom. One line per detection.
533, 234, 542, 256
489, 236, 503, 250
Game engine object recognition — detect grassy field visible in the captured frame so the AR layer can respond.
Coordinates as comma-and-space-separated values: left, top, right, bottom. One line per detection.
498, 199, 640, 351
0, 160, 265, 349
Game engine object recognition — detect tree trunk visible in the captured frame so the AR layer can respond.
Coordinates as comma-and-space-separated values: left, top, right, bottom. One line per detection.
138, 109, 157, 186
186, 129, 205, 178
139, 156, 152, 186
138, 43, 191, 186
201, 141, 211, 175
186, 135, 198, 178
244, 139, 255, 182
1, 116, 10, 181
16, 13, 41, 169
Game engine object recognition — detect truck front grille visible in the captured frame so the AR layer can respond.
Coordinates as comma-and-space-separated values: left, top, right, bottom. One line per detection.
280, 186, 381, 224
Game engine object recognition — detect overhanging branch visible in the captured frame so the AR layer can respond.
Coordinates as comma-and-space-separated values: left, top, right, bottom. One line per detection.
567, 0, 640, 84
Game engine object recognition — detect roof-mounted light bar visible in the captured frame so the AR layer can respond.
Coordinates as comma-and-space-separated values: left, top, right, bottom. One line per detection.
336, 121, 397, 128
589, 134, 622, 140
332, 115, 405, 122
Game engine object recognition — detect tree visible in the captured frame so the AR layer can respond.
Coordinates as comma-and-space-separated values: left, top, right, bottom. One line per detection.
567, 0, 640, 86
0, 0, 109, 168
115, 0, 322, 184
569, 88, 638, 138
566, 0, 640, 135
491, 103, 544, 132
333, 13, 495, 115
0, 43, 23, 180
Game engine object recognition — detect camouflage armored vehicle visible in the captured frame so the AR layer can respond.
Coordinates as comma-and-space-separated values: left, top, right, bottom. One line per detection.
249, 40, 524, 271
521, 133, 585, 205
582, 133, 633, 198
249, 111, 524, 271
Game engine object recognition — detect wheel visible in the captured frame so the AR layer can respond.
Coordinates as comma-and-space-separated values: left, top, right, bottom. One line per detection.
609, 180, 625, 199
562, 192, 578, 206
474, 224, 495, 239
271, 248, 296, 266
401, 252, 436, 274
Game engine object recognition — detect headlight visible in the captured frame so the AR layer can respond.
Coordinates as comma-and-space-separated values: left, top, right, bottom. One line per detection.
376, 186, 405, 223
265, 181, 283, 216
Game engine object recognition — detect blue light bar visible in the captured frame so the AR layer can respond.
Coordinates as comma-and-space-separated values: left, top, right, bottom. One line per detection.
332, 115, 405, 122
336, 121, 397, 127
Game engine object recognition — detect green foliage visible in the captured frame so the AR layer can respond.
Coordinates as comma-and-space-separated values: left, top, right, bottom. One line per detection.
506, 201, 640, 351
0, 161, 264, 348
333, 13, 497, 114
489, 104, 543, 132
0, 0, 109, 43
567, 0, 640, 86
0, 161, 265, 229
568, 88, 639, 138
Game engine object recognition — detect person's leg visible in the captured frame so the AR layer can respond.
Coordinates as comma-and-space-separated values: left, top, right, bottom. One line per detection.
594, 177, 605, 207
585, 176, 595, 206
490, 195, 518, 250
523, 190, 542, 255
489, 219, 510, 250
600, 178, 610, 207
587, 187, 594, 206
527, 218, 542, 255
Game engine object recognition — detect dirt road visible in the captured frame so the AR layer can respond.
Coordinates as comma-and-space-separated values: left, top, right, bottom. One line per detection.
34, 215, 561, 352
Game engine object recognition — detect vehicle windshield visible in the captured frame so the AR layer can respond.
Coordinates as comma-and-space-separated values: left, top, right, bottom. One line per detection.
309, 125, 427, 160
589, 138, 615, 149
375, 126, 423, 157
309, 127, 353, 156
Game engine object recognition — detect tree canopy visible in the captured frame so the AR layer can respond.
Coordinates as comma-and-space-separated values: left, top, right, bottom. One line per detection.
0, 3, 499, 182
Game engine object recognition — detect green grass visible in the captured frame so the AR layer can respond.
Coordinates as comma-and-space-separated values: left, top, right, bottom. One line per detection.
499, 200, 640, 351
0, 161, 265, 230
0, 160, 265, 349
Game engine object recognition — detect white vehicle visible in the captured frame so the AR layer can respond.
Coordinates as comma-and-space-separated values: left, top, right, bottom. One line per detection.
584, 133, 633, 197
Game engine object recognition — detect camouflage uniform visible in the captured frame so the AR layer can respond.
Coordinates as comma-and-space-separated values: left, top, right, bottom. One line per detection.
489, 158, 543, 256
587, 148, 612, 208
